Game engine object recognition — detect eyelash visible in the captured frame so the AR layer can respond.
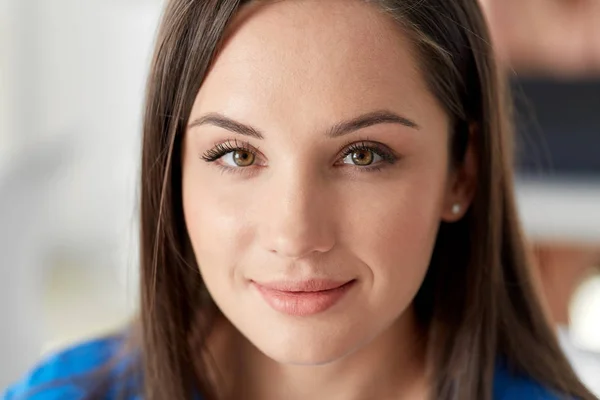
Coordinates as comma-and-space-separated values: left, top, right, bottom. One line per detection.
339, 141, 397, 170
200, 139, 256, 163
200, 138, 398, 173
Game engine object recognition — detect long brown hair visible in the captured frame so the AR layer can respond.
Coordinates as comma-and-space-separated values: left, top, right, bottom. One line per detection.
126, 0, 596, 399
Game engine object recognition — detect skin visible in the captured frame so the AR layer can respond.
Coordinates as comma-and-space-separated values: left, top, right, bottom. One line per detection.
181, 1, 476, 398
481, 0, 600, 76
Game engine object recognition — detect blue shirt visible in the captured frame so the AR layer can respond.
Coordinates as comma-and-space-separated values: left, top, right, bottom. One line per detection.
3, 337, 564, 399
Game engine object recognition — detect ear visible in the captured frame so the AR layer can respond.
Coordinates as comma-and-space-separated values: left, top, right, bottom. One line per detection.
441, 123, 478, 222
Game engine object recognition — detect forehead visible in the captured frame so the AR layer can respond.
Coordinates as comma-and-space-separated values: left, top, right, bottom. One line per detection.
193, 0, 447, 133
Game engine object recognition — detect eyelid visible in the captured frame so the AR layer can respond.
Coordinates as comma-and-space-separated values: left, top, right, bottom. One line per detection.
336, 140, 398, 165
201, 139, 263, 164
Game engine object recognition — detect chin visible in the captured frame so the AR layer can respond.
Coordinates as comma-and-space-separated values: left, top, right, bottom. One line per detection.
247, 321, 367, 366
262, 343, 354, 366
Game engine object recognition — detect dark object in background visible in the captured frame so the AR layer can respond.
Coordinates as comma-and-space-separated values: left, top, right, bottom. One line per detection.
513, 79, 600, 179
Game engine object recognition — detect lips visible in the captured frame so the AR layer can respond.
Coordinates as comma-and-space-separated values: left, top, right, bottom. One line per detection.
252, 279, 356, 316
256, 279, 351, 292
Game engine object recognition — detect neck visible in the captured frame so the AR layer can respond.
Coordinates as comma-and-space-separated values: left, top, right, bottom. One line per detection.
208, 307, 430, 400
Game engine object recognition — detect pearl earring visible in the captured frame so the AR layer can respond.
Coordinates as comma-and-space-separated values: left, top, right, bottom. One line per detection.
452, 204, 461, 215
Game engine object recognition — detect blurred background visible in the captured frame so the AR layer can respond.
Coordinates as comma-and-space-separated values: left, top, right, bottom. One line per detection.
0, 0, 599, 395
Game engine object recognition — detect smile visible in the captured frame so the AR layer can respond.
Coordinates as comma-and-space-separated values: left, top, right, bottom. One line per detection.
251, 279, 356, 316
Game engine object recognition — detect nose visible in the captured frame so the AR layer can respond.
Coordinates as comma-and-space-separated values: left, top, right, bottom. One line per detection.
259, 171, 336, 260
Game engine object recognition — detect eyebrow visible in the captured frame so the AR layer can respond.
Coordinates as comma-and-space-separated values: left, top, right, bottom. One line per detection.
188, 113, 264, 139
326, 110, 419, 138
187, 110, 419, 139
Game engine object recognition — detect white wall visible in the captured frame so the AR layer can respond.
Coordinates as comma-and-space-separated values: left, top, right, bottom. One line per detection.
0, 0, 163, 388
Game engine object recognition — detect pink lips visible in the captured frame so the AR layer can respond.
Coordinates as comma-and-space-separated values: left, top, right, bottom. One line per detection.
252, 279, 355, 316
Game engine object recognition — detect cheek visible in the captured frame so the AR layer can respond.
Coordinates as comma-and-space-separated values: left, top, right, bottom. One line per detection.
343, 159, 447, 304
181, 158, 254, 286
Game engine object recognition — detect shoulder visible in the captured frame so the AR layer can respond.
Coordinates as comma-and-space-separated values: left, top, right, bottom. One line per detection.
493, 363, 571, 400
2, 336, 126, 400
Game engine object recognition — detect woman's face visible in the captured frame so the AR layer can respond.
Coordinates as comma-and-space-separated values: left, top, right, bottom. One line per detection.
183, 0, 467, 364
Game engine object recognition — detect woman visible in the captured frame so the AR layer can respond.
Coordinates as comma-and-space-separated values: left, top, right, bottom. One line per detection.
4, 0, 596, 399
